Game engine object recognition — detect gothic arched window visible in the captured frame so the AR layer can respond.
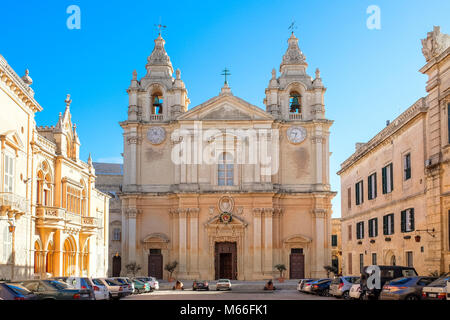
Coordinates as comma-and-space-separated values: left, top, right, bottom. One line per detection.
218, 152, 233, 186
289, 91, 301, 113
151, 93, 163, 114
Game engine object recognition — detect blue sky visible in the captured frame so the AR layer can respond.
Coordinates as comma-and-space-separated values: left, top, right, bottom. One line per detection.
1, 0, 449, 217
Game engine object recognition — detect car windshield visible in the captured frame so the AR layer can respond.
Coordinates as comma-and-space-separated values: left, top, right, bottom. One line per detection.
46, 280, 71, 290
427, 275, 450, 287
218, 279, 229, 282
106, 279, 121, 286
402, 269, 418, 277
389, 277, 412, 286
6, 283, 32, 295
344, 277, 360, 283
92, 279, 104, 286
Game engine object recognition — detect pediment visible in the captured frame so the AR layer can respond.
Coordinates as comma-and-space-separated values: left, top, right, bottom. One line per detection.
283, 234, 312, 243
177, 95, 273, 121
142, 232, 170, 243
205, 214, 248, 228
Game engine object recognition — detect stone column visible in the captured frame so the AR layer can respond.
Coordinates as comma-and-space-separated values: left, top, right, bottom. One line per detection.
126, 208, 138, 263
312, 209, 326, 277
252, 208, 262, 277
53, 229, 63, 277
313, 133, 324, 187
188, 208, 200, 277
263, 208, 274, 275
178, 208, 188, 277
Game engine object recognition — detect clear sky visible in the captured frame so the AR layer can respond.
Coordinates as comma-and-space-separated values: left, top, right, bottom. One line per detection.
1, 0, 449, 217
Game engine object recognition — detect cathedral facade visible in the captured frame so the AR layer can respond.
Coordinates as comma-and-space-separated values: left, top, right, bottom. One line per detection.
120, 33, 335, 280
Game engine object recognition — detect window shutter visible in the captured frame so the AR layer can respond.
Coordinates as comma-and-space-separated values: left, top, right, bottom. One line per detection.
361, 181, 364, 203
367, 176, 371, 200
410, 208, 415, 231
383, 215, 388, 235
389, 164, 394, 192
401, 210, 406, 233
357, 223, 360, 239
382, 167, 387, 194
374, 174, 377, 198
361, 222, 364, 239
390, 214, 394, 234
368, 220, 372, 237
355, 183, 360, 205
374, 218, 378, 237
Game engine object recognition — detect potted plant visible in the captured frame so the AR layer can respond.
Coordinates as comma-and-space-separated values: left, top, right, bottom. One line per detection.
274, 264, 287, 282
165, 260, 178, 282
125, 261, 141, 278
323, 265, 338, 278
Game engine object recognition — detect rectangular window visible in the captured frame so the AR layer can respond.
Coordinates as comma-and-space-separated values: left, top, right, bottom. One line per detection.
368, 218, 378, 237
359, 254, 364, 273
368, 173, 377, 200
347, 187, 351, 209
382, 163, 394, 194
355, 180, 364, 205
348, 253, 352, 275
348, 225, 352, 241
4, 153, 14, 193
113, 228, 121, 241
2, 223, 12, 263
372, 253, 377, 265
404, 153, 411, 180
331, 235, 338, 247
383, 213, 395, 235
356, 221, 364, 239
406, 251, 413, 267
401, 208, 415, 232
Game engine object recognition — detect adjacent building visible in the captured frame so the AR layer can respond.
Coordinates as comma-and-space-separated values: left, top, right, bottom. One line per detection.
338, 27, 450, 276
0, 54, 110, 280
331, 218, 342, 275
119, 32, 336, 280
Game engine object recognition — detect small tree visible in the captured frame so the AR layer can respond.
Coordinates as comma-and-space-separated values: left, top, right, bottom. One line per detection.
125, 262, 141, 278
274, 264, 287, 279
165, 261, 178, 280
323, 265, 338, 278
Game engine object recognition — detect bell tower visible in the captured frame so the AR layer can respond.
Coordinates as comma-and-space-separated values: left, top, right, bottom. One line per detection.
126, 33, 190, 123
264, 32, 326, 121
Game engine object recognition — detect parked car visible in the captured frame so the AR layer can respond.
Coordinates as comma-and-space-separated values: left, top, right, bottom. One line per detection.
91, 278, 110, 300
193, 280, 209, 291
51, 277, 95, 300
297, 279, 315, 292
132, 279, 150, 293
349, 281, 362, 300
360, 265, 418, 300
134, 276, 159, 290
110, 277, 134, 295
329, 276, 360, 299
13, 280, 91, 300
301, 280, 316, 293
95, 278, 128, 300
380, 276, 437, 300
422, 273, 450, 301
216, 279, 231, 291
310, 278, 332, 296
0, 282, 37, 300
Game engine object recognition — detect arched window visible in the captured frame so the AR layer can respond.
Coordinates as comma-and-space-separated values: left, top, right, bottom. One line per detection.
44, 174, 52, 206
218, 153, 233, 186
36, 171, 44, 205
151, 93, 163, 114
289, 91, 301, 113
46, 241, 54, 274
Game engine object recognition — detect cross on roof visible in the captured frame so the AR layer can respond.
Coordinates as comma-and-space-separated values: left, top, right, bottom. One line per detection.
288, 21, 298, 33
155, 18, 166, 35
221, 67, 231, 84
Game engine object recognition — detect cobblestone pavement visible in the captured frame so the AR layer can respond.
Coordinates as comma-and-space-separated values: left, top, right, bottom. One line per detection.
123, 289, 338, 300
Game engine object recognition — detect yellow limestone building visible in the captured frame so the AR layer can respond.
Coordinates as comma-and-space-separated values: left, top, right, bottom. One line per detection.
120, 32, 335, 280
0, 54, 110, 280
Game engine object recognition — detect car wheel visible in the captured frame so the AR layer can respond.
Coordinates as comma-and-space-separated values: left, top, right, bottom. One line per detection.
206, 288, 209, 291
343, 291, 350, 300
405, 295, 419, 301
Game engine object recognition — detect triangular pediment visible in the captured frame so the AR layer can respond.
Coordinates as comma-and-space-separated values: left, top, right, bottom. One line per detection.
205, 214, 248, 228
177, 94, 273, 121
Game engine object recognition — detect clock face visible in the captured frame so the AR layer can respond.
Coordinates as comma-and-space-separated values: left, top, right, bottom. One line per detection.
287, 126, 307, 144
147, 127, 166, 144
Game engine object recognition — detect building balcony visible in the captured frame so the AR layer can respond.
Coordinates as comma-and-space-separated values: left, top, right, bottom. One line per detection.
0, 192, 30, 218
36, 205, 99, 233
289, 113, 302, 120
150, 114, 164, 121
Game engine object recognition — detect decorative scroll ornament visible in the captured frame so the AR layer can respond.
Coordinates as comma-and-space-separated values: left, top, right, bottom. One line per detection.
421, 26, 450, 62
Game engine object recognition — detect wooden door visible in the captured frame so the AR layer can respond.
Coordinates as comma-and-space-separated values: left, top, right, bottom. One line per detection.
289, 253, 305, 279
215, 242, 237, 280
112, 256, 121, 277
148, 254, 163, 279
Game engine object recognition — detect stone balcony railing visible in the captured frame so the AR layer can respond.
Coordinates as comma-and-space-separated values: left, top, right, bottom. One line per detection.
0, 192, 30, 217
289, 113, 302, 120
36, 205, 99, 232
150, 114, 164, 121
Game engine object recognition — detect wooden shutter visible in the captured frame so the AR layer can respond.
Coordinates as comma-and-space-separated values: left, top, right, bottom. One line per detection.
355, 183, 360, 205
383, 215, 388, 235
410, 208, 415, 231
374, 173, 377, 198
368, 175, 372, 200
356, 223, 360, 239
390, 214, 394, 234
382, 167, 387, 194
389, 164, 394, 192
361, 181, 364, 204
401, 210, 406, 232
368, 219, 373, 237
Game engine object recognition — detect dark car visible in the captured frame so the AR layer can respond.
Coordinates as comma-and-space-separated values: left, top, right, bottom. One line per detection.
360, 265, 418, 300
0, 282, 38, 300
13, 280, 91, 300
310, 278, 332, 296
380, 276, 437, 300
193, 280, 209, 291
421, 273, 450, 300
52, 277, 95, 300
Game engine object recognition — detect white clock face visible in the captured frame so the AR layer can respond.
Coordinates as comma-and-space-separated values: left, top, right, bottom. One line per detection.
147, 127, 166, 144
287, 126, 307, 144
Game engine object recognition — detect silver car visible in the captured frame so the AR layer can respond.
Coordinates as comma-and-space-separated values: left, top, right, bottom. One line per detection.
110, 277, 134, 295
95, 278, 128, 300
329, 276, 360, 299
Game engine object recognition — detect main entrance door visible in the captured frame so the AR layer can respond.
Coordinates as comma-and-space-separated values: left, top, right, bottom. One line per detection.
148, 249, 163, 279
289, 248, 305, 279
112, 255, 121, 277
215, 242, 237, 280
